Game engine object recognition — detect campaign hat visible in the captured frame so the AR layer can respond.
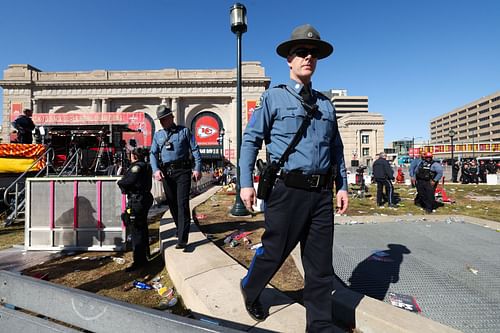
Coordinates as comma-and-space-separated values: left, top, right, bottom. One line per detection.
156, 105, 173, 120
276, 24, 334, 59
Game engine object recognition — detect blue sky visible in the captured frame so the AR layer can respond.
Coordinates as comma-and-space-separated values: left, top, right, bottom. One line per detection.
1, 0, 499, 145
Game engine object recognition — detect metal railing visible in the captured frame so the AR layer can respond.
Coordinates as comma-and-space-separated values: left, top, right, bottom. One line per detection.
3, 147, 54, 226
0, 270, 239, 333
57, 148, 82, 177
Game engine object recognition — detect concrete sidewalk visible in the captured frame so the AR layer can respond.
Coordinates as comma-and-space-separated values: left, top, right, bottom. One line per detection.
159, 186, 319, 332
157, 187, 470, 332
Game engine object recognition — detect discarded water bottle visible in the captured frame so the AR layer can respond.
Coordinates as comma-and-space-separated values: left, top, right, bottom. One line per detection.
133, 281, 153, 290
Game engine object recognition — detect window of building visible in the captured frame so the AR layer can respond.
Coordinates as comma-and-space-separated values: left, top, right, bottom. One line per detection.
362, 148, 370, 156
361, 135, 369, 144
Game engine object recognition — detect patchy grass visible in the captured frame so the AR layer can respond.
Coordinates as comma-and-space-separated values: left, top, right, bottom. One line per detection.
0, 217, 24, 250
346, 183, 500, 223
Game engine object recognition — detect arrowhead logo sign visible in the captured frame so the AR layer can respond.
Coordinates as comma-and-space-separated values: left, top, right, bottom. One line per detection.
197, 125, 217, 138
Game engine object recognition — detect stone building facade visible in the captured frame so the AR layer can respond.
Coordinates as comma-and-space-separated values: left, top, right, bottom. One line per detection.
1, 63, 385, 171
1, 62, 270, 166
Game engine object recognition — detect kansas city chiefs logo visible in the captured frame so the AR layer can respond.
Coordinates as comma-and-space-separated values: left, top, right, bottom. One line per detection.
197, 125, 217, 138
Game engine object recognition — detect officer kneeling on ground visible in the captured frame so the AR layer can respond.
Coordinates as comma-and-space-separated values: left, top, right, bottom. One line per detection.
117, 148, 154, 272
409, 151, 443, 213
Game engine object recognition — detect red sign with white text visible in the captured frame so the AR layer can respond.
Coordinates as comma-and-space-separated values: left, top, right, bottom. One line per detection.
10, 111, 152, 147
194, 115, 220, 146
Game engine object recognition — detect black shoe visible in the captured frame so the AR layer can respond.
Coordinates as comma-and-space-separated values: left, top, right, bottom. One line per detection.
175, 243, 187, 249
240, 280, 266, 322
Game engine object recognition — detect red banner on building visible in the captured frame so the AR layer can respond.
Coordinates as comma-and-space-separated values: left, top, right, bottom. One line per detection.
193, 114, 221, 146
247, 100, 256, 122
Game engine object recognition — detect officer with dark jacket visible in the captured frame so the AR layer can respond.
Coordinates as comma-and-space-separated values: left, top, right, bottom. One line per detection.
409, 152, 443, 213
117, 148, 153, 272
149, 105, 202, 249
372, 152, 395, 207
239, 24, 348, 329
12, 108, 36, 144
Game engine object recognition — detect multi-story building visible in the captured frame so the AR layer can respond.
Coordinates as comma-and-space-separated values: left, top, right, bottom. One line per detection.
431, 91, 500, 144
430, 91, 500, 158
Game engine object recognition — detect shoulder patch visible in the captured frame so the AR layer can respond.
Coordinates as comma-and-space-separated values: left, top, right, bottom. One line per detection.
131, 165, 141, 173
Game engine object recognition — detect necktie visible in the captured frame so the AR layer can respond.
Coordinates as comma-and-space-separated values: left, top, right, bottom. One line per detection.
300, 86, 313, 104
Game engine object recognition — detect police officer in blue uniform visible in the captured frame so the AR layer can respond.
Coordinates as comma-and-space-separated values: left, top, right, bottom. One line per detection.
409, 151, 443, 213
150, 105, 202, 249
239, 24, 349, 331
117, 147, 154, 272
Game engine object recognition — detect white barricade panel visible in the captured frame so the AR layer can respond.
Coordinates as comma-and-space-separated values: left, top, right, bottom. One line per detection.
26, 177, 126, 251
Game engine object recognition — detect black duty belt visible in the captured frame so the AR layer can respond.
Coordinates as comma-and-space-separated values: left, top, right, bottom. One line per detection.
162, 159, 191, 170
279, 170, 332, 190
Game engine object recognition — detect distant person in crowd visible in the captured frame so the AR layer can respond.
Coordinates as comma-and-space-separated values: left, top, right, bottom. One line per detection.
469, 159, 479, 184
486, 159, 497, 175
239, 24, 348, 329
452, 159, 460, 183
372, 152, 396, 207
117, 148, 154, 272
149, 105, 202, 250
409, 151, 443, 213
478, 160, 488, 183
460, 161, 472, 184
12, 108, 36, 144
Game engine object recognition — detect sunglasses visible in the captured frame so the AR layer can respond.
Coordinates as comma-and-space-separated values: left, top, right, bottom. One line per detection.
291, 48, 319, 58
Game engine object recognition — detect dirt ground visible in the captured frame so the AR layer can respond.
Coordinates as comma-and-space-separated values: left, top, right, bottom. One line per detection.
21, 213, 190, 316
193, 189, 305, 301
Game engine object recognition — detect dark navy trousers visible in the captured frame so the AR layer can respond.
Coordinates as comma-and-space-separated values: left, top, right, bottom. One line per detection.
162, 169, 192, 245
242, 179, 334, 332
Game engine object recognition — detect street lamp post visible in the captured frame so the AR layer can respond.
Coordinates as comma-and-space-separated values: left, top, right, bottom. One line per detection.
229, 3, 250, 216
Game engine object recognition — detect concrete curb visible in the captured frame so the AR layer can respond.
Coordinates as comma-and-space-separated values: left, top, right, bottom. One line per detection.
160, 187, 308, 332
290, 214, 488, 333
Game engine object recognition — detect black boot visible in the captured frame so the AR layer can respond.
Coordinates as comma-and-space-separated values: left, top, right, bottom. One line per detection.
240, 280, 266, 321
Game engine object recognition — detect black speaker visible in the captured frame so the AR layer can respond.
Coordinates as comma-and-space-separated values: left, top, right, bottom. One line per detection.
351, 160, 359, 167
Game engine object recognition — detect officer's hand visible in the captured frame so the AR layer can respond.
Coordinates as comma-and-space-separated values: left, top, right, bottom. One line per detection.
336, 190, 349, 214
240, 187, 256, 212
154, 170, 164, 181
192, 171, 201, 181
411, 178, 416, 186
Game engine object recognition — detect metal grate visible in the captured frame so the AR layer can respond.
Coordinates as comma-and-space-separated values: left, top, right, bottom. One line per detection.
333, 219, 500, 333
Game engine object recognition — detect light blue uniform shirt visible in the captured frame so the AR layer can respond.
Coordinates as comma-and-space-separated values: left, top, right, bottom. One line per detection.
149, 125, 202, 173
409, 158, 443, 182
239, 80, 348, 191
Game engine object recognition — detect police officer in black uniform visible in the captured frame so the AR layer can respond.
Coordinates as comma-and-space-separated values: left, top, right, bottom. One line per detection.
239, 24, 349, 330
117, 147, 153, 272
12, 108, 36, 144
409, 152, 443, 213
149, 105, 202, 249
372, 152, 396, 207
